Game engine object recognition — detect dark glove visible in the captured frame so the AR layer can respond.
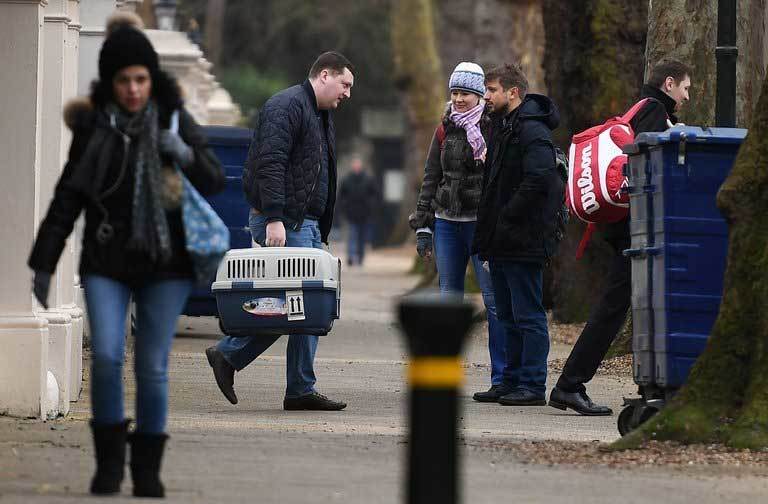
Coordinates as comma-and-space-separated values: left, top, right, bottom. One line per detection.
159, 130, 194, 168
416, 232, 433, 259
33, 271, 51, 309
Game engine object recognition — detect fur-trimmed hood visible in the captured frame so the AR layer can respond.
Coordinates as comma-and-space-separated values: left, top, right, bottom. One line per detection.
63, 70, 184, 131
63, 97, 95, 131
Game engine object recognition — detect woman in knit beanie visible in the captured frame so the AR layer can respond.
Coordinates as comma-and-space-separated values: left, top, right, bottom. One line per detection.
28, 12, 225, 498
408, 62, 506, 399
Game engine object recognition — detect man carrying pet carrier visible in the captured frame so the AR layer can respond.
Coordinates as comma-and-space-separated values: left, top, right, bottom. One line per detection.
548, 60, 691, 416
205, 52, 354, 411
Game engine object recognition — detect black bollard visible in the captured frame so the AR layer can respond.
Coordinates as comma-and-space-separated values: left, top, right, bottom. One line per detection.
398, 292, 474, 504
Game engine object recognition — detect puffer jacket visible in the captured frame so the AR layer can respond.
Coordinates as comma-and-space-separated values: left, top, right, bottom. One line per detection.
242, 80, 337, 243
28, 76, 225, 286
409, 106, 489, 230
472, 94, 561, 263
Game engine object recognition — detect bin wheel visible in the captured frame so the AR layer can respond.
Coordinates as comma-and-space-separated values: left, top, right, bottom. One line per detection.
218, 317, 226, 335
618, 405, 636, 436
637, 404, 660, 427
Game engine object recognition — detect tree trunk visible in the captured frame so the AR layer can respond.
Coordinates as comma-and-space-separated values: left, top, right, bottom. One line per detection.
205, 0, 227, 68
614, 71, 768, 450
736, 0, 768, 127
542, 0, 647, 322
644, 0, 717, 125
389, 0, 444, 244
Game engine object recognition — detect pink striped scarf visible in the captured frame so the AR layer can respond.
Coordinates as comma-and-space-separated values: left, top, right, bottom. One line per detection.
450, 102, 486, 160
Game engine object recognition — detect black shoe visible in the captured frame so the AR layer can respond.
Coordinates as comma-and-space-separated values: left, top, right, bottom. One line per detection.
498, 388, 547, 406
206, 346, 238, 405
284, 392, 347, 411
473, 385, 509, 403
128, 432, 168, 498
89, 419, 130, 495
549, 387, 613, 416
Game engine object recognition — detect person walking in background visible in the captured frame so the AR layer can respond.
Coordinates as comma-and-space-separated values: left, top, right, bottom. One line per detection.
205, 51, 353, 411
549, 60, 691, 416
28, 13, 225, 497
472, 63, 562, 406
339, 157, 378, 266
409, 62, 506, 397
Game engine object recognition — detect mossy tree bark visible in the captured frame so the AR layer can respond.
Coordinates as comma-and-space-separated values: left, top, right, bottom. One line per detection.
389, 0, 444, 245
542, 0, 647, 321
614, 72, 768, 450
644, 0, 717, 125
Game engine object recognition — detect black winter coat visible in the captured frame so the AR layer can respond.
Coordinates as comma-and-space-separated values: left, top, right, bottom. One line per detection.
472, 94, 561, 263
600, 84, 678, 251
242, 80, 337, 243
338, 171, 379, 224
409, 108, 489, 230
28, 90, 225, 286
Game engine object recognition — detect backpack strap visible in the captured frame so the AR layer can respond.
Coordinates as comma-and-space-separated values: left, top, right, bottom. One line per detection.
575, 223, 597, 260
170, 109, 180, 134
435, 123, 446, 148
619, 98, 652, 123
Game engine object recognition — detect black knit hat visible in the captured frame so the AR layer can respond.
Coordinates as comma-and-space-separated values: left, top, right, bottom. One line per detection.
98, 12, 159, 84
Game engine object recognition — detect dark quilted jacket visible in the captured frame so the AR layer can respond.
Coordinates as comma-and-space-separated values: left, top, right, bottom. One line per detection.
472, 94, 561, 263
242, 80, 337, 243
409, 108, 489, 230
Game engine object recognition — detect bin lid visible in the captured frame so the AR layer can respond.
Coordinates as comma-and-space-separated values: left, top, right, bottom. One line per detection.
203, 126, 252, 146
634, 126, 747, 147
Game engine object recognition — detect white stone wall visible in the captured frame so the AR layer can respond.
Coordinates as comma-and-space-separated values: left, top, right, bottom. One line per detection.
0, 0, 116, 419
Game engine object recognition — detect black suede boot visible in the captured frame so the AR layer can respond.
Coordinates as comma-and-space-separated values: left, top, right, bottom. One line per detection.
89, 419, 130, 495
128, 432, 169, 498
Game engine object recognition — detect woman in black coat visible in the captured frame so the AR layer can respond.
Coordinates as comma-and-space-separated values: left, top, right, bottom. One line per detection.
28, 13, 224, 498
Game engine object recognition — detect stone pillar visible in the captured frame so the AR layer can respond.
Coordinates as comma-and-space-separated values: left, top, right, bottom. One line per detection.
39, 0, 73, 416
75, 1, 116, 348
0, 0, 52, 419
78, 0, 114, 95
64, 0, 84, 402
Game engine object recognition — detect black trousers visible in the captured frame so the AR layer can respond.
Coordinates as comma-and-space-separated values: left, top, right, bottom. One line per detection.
556, 243, 631, 393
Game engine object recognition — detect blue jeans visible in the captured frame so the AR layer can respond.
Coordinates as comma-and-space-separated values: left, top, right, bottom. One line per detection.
347, 221, 369, 265
434, 218, 505, 385
84, 275, 193, 433
488, 260, 550, 396
215, 212, 321, 398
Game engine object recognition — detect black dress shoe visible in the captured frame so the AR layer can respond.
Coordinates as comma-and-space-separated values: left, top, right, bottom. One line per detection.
284, 392, 347, 411
473, 385, 509, 402
498, 388, 547, 406
548, 387, 613, 416
205, 346, 238, 405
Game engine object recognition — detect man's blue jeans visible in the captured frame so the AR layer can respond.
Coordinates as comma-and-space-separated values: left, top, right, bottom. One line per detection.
84, 275, 193, 434
488, 260, 550, 396
434, 218, 505, 385
347, 221, 369, 265
215, 212, 321, 398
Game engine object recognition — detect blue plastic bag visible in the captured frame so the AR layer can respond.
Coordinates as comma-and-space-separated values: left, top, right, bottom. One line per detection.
171, 111, 230, 286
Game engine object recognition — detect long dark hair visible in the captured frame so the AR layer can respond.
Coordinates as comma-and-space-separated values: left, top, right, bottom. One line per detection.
89, 68, 183, 111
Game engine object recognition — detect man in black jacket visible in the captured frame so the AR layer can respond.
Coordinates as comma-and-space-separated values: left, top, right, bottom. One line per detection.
549, 60, 691, 416
206, 52, 354, 410
472, 63, 562, 406
338, 157, 379, 266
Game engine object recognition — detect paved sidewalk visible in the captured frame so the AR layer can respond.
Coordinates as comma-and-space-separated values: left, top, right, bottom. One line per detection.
1, 245, 766, 503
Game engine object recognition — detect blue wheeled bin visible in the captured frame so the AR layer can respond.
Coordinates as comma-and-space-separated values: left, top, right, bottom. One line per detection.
182, 126, 253, 317
617, 126, 747, 435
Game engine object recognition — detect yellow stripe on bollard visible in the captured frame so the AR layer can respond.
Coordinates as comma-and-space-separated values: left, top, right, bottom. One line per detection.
407, 357, 464, 388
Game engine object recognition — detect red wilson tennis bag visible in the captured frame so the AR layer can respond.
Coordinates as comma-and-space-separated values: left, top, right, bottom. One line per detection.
566, 98, 653, 258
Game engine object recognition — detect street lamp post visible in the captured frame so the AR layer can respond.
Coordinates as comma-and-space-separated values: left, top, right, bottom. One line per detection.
715, 0, 737, 127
